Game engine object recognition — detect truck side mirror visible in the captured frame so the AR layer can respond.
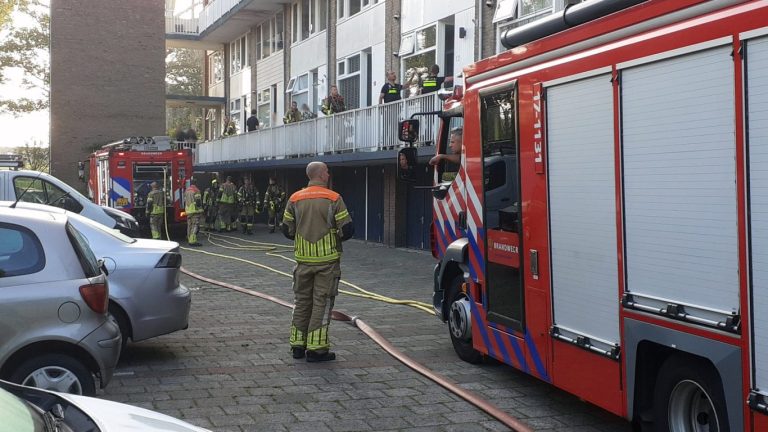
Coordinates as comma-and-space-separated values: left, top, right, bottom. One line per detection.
397, 147, 418, 182
398, 119, 420, 143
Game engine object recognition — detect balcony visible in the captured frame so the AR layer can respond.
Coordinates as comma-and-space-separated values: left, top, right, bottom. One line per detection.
166, 0, 282, 45
196, 93, 441, 166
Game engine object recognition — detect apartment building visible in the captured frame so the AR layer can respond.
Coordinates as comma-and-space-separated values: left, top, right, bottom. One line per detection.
166, 0, 576, 248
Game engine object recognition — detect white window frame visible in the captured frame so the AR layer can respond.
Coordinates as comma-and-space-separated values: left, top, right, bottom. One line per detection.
337, 53, 365, 109
256, 12, 284, 61
229, 35, 247, 75
495, 0, 579, 54
257, 88, 272, 128
208, 51, 224, 85
292, 0, 327, 45
400, 24, 438, 97
337, 0, 379, 21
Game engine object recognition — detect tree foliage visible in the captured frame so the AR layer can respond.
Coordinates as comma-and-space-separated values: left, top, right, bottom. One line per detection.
14, 142, 49, 172
0, 0, 49, 116
166, 48, 204, 138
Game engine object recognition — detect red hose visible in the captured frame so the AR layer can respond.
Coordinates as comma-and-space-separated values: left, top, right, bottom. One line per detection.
182, 267, 533, 432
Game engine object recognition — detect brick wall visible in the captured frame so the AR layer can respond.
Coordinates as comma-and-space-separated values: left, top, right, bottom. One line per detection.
50, 0, 165, 188
477, 0, 497, 61
384, 0, 401, 75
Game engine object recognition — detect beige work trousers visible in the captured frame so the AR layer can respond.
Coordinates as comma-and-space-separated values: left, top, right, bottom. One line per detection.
290, 260, 341, 352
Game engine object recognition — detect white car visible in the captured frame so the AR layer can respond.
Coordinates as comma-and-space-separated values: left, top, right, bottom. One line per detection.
1, 379, 210, 431
2, 202, 192, 350
0, 169, 140, 237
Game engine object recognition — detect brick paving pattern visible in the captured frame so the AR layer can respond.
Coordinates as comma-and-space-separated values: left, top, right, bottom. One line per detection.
101, 228, 632, 432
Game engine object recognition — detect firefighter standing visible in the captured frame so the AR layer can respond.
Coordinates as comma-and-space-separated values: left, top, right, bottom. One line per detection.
282, 161, 354, 362
217, 176, 237, 232
184, 178, 203, 247
264, 177, 286, 233
237, 177, 260, 235
418, 64, 445, 95
146, 182, 165, 239
202, 177, 219, 231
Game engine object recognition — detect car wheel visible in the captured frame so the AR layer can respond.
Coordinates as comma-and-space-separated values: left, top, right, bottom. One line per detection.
9, 353, 96, 396
652, 355, 729, 432
446, 275, 483, 364
109, 303, 130, 351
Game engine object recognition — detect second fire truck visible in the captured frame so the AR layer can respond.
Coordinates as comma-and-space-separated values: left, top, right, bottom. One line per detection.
398, 1, 768, 430
86, 136, 194, 231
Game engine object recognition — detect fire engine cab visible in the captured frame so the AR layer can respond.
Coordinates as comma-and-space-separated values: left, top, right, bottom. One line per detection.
398, 1, 768, 430
86, 136, 194, 230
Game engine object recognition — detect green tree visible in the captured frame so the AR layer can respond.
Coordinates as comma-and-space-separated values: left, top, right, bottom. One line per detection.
0, 0, 49, 115
14, 141, 49, 172
166, 48, 204, 138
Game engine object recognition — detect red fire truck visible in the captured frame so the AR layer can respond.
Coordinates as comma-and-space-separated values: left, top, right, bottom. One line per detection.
397, 1, 768, 430
86, 136, 194, 229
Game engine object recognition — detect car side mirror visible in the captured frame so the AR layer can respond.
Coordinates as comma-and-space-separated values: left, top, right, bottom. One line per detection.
398, 119, 419, 143
98, 259, 109, 276
397, 147, 418, 183
432, 182, 450, 200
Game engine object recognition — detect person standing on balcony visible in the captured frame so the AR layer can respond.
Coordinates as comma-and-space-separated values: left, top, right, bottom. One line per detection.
379, 71, 403, 104
222, 116, 237, 136
284, 101, 301, 124
321, 85, 346, 115
281, 161, 354, 362
246, 109, 260, 132
418, 64, 445, 95
300, 103, 316, 121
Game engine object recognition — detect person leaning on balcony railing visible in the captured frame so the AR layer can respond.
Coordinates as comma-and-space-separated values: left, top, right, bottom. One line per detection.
300, 104, 316, 121
284, 101, 302, 124
246, 109, 260, 132
321, 85, 346, 116
379, 71, 403, 104
222, 116, 238, 136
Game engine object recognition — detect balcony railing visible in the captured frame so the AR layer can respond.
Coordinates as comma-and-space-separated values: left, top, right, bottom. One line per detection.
166, 0, 244, 36
196, 93, 440, 165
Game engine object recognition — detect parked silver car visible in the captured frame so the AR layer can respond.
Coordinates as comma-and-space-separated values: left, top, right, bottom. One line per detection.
2, 202, 192, 350
1, 379, 211, 431
0, 207, 121, 396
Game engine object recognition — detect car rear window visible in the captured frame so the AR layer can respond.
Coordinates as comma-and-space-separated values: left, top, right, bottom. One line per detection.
66, 222, 101, 278
0, 223, 45, 278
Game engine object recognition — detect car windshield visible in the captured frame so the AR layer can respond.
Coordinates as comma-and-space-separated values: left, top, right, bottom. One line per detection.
0, 388, 45, 432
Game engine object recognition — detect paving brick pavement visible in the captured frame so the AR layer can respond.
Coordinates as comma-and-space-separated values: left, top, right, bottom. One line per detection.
100, 227, 632, 432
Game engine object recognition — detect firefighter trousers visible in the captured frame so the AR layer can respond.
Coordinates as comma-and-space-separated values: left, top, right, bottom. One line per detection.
149, 214, 163, 239
289, 260, 340, 353
187, 213, 202, 244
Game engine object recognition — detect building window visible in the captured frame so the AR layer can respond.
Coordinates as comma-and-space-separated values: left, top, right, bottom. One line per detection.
257, 88, 271, 128
401, 25, 437, 97
287, 73, 311, 111
230, 97, 242, 131
292, 0, 327, 44
229, 35, 247, 74
256, 13, 284, 61
337, 0, 378, 20
338, 54, 362, 109
495, 0, 575, 53
208, 51, 223, 85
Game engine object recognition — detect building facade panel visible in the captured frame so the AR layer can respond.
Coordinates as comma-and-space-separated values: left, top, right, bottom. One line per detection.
291, 31, 328, 75
336, 2, 386, 59
255, 53, 285, 127
401, 0, 473, 33
51, 0, 165, 188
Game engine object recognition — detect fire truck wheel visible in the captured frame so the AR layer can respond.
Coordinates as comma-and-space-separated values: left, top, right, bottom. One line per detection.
446, 276, 483, 364
652, 355, 729, 432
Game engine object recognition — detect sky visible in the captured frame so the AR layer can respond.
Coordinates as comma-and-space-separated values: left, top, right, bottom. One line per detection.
1, 3, 49, 150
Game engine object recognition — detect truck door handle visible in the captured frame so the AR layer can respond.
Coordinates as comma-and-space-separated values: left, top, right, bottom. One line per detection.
457, 211, 467, 230
530, 249, 539, 280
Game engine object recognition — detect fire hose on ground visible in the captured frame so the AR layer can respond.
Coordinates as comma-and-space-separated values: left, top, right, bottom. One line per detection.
163, 196, 533, 431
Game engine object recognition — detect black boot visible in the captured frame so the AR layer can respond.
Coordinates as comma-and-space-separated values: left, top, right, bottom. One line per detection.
306, 350, 335, 362
291, 347, 306, 359
242, 224, 247, 234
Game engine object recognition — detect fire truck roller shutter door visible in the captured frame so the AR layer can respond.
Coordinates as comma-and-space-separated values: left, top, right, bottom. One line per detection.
546, 71, 620, 354
620, 42, 738, 328
745, 34, 768, 403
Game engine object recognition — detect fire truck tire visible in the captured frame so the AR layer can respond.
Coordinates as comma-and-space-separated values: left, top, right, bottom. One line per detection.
446, 276, 483, 364
652, 355, 729, 432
